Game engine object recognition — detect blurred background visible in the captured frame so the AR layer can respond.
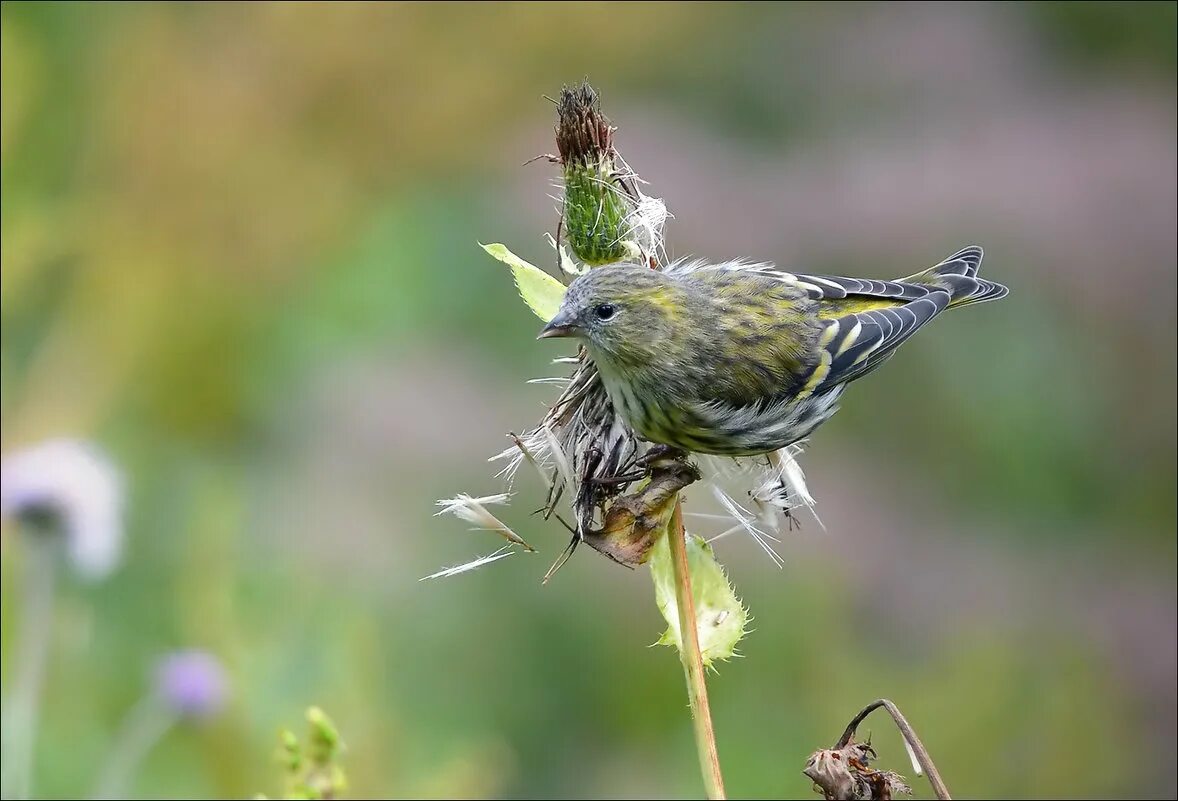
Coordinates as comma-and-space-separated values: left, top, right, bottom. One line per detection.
1, 2, 1175, 798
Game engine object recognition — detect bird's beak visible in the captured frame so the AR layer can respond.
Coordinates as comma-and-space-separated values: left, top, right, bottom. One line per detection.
537, 311, 581, 340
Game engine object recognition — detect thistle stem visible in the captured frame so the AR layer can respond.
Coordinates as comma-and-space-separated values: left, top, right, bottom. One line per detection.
668, 496, 726, 799
836, 698, 951, 800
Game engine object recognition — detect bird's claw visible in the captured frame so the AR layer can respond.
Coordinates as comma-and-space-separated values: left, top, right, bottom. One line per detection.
636, 444, 689, 468
588, 445, 698, 489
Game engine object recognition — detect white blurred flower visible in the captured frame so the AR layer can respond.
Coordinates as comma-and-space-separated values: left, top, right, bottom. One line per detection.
0, 438, 124, 580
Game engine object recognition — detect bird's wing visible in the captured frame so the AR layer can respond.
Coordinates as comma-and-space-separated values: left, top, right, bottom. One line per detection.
666, 259, 936, 310
791, 246, 1000, 390
666, 257, 974, 392
796, 279, 953, 392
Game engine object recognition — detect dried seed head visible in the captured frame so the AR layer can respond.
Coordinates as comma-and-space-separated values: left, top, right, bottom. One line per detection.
581, 458, 699, 567
555, 82, 614, 166
804, 740, 911, 800
555, 83, 633, 266
804, 747, 859, 801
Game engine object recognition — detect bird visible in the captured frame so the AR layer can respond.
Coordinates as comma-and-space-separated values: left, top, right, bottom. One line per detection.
537, 246, 1007, 457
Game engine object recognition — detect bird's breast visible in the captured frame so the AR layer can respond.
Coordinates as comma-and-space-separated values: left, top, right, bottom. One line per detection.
596, 363, 677, 441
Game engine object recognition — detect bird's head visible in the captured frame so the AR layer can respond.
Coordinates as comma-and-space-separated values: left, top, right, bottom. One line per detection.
538, 264, 683, 371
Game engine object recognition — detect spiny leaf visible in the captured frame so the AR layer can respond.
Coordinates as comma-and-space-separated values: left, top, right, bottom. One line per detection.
650, 531, 748, 667
480, 242, 567, 322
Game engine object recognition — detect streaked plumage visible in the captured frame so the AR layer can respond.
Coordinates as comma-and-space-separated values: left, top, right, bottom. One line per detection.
539, 246, 1008, 456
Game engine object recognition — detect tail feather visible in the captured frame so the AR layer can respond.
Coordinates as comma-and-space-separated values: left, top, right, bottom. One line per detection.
949, 275, 1009, 307
902, 244, 1008, 308
937, 245, 984, 277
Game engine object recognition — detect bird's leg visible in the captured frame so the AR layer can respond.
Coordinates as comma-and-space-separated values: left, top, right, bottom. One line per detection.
588, 444, 693, 488
586, 470, 648, 486
774, 475, 801, 531
784, 505, 799, 532
761, 453, 801, 531
583, 445, 648, 488
581, 444, 642, 489
636, 443, 688, 467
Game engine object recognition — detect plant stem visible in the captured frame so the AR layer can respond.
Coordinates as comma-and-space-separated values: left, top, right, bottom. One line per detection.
668, 497, 726, 800
1, 535, 58, 801
836, 698, 951, 800
91, 695, 178, 800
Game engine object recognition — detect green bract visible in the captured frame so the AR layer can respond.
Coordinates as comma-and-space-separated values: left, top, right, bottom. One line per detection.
563, 158, 631, 265
481, 242, 568, 323
650, 532, 748, 667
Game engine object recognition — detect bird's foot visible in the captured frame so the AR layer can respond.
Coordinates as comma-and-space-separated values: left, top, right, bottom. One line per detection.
587, 445, 697, 488
636, 444, 689, 468
586, 470, 648, 486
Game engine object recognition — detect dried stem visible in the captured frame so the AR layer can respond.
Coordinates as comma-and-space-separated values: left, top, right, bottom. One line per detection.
668, 497, 726, 799
836, 699, 950, 800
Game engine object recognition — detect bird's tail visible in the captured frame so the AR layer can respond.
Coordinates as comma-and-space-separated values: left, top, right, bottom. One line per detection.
900, 245, 1009, 308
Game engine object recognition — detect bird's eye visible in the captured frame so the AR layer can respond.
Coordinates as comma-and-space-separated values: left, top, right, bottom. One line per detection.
594, 303, 617, 321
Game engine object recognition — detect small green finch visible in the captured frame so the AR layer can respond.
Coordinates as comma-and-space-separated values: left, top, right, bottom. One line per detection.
538, 246, 1007, 456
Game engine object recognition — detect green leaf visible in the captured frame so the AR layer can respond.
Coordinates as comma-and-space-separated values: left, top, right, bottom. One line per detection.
650, 531, 748, 667
480, 242, 567, 322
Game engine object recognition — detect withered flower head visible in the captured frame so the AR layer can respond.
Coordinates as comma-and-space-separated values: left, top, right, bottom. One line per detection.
555, 82, 615, 167
804, 741, 912, 801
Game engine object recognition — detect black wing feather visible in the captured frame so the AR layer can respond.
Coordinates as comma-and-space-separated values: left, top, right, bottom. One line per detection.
818, 289, 952, 388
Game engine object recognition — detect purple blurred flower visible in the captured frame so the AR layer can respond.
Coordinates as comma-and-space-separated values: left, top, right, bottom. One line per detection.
0, 438, 124, 579
154, 650, 228, 719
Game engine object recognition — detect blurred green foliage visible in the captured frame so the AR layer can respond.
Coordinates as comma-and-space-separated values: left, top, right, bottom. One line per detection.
1027, 1, 1177, 72
267, 707, 347, 800
2, 3, 1175, 799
